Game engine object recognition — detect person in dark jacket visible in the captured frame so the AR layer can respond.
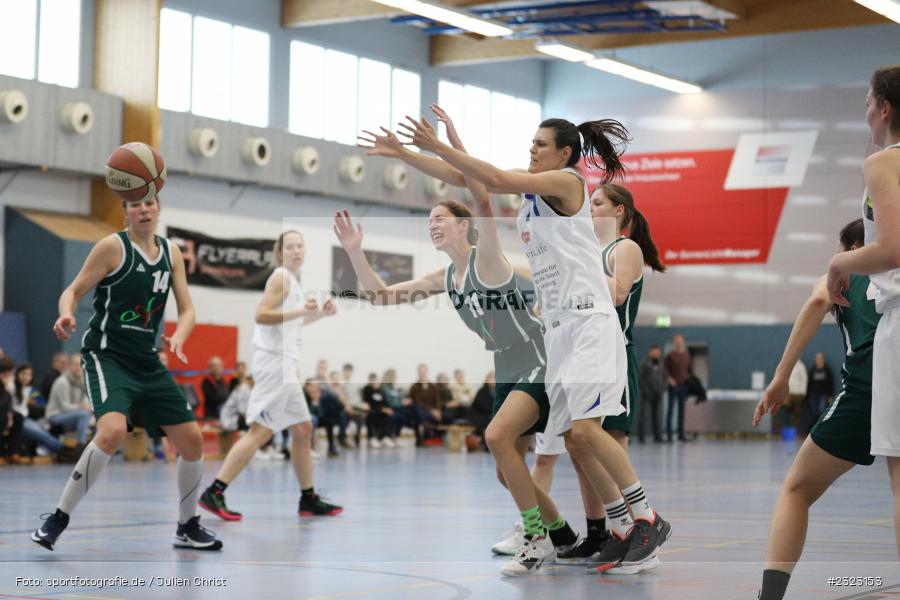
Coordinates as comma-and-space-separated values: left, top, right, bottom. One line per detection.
637, 346, 665, 443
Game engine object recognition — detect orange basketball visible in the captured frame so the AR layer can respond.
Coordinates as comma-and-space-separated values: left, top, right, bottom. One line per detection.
104, 142, 167, 202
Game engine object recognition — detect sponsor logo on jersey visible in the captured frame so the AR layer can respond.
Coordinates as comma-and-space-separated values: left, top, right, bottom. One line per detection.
120, 296, 164, 327
136, 263, 146, 272
72, 471, 82, 481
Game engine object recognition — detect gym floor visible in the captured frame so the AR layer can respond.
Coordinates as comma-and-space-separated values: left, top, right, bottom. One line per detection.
0, 441, 896, 600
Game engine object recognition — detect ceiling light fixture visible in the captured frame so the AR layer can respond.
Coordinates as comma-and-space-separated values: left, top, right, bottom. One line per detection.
369, 0, 513, 37
585, 57, 703, 94
534, 40, 596, 62
852, 0, 900, 23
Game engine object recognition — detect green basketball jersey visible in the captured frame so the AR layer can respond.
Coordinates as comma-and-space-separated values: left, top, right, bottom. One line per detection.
601, 237, 642, 346
834, 274, 880, 393
82, 231, 173, 361
445, 249, 544, 352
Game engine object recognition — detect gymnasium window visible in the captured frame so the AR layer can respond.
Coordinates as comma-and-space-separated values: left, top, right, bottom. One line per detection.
0, 0, 80, 87
438, 80, 542, 169
158, 9, 270, 127
289, 40, 421, 146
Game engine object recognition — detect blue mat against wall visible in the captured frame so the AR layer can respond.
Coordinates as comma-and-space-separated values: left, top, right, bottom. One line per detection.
0, 312, 28, 363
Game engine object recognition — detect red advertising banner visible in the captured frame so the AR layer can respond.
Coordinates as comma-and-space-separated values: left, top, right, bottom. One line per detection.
582, 149, 789, 265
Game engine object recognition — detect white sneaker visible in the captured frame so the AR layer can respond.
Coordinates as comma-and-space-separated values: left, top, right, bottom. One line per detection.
491, 523, 524, 556
382, 437, 396, 448
606, 554, 661, 575
254, 449, 271, 461
310, 449, 322, 459
500, 534, 555, 577
370, 438, 382, 449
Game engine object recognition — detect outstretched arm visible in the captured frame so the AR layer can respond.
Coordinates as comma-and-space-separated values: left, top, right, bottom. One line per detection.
431, 104, 512, 288
398, 116, 583, 214
333, 210, 445, 305
753, 275, 831, 427
54, 235, 121, 341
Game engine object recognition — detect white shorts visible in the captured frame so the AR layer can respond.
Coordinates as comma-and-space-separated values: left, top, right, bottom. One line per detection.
872, 306, 900, 457
246, 349, 311, 432
543, 312, 627, 438
535, 431, 567, 456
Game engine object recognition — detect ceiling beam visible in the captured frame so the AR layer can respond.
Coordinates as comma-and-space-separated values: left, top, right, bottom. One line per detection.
282, 0, 489, 28
430, 0, 888, 66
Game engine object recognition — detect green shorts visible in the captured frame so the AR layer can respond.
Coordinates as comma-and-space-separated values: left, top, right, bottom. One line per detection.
81, 351, 195, 438
492, 344, 550, 435
810, 385, 874, 466
602, 345, 637, 435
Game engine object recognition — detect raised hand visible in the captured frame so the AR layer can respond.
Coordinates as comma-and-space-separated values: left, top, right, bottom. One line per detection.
826, 268, 850, 307
304, 298, 320, 314
357, 127, 405, 158
322, 298, 337, 317
430, 104, 465, 151
53, 315, 76, 341
333, 210, 364, 253
397, 116, 440, 153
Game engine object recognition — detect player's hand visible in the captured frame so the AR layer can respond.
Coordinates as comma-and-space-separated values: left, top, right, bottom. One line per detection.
53, 315, 76, 341
333, 210, 364, 253
397, 116, 440, 153
430, 104, 464, 151
826, 265, 850, 307
322, 298, 337, 317
357, 127, 404, 158
304, 298, 320, 314
161, 334, 188, 364
753, 376, 789, 427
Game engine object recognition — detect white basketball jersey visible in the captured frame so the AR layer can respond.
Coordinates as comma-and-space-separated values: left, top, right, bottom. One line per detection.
862, 142, 900, 313
516, 167, 616, 323
252, 267, 304, 358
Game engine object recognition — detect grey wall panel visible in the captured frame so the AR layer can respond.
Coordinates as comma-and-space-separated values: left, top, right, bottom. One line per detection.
0, 75, 54, 168
52, 86, 123, 175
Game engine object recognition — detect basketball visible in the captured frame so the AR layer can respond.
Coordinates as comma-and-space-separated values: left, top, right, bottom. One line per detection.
104, 142, 167, 202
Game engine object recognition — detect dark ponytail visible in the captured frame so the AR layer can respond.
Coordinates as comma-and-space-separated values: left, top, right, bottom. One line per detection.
540, 118, 630, 183
600, 183, 666, 273
839, 218, 864, 251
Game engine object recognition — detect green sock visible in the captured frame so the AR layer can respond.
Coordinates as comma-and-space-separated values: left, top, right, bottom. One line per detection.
545, 515, 566, 531
520, 505, 544, 537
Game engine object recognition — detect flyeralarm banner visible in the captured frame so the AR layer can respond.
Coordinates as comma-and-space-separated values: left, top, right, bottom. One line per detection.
167, 226, 275, 290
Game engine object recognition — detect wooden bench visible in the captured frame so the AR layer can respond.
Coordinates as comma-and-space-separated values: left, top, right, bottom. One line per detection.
438, 424, 476, 453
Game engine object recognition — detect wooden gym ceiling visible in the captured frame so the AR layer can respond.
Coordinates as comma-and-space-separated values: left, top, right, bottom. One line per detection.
281, 0, 890, 66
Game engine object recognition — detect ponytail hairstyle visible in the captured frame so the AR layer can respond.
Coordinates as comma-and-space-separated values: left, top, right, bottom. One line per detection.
436, 200, 479, 245
839, 218, 864, 252
540, 118, 630, 183
600, 183, 666, 273
273, 229, 303, 267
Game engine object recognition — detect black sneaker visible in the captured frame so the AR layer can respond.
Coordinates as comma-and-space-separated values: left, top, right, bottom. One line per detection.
198, 488, 243, 521
622, 514, 671, 564
589, 530, 632, 573
31, 509, 69, 551
173, 516, 223, 551
298, 494, 343, 516
557, 530, 611, 563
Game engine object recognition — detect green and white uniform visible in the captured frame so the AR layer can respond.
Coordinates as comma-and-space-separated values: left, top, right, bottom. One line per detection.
600, 237, 642, 434
446, 249, 550, 434
809, 274, 879, 465
81, 231, 195, 437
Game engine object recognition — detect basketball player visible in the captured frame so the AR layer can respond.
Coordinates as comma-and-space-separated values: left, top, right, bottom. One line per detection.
199, 230, 342, 521
31, 194, 222, 551
754, 220, 877, 600
348, 105, 579, 576
826, 65, 900, 559
399, 114, 671, 570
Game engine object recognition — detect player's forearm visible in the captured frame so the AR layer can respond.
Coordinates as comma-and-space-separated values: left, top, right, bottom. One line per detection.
774, 299, 829, 381
171, 307, 195, 343
399, 148, 465, 187
58, 288, 77, 318
830, 242, 900, 275
346, 250, 394, 305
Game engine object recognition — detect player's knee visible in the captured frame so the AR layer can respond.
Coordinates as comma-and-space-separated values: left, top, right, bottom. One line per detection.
484, 422, 510, 453
94, 423, 127, 453
293, 421, 313, 443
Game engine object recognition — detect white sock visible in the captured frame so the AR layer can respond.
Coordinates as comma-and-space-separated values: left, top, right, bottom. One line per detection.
622, 481, 654, 522
58, 441, 112, 514
604, 497, 633, 538
177, 457, 203, 524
